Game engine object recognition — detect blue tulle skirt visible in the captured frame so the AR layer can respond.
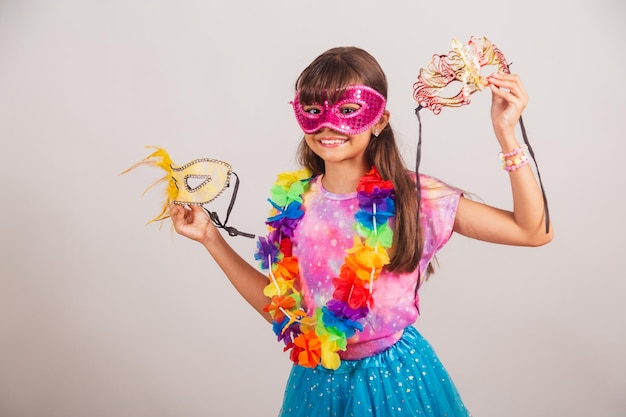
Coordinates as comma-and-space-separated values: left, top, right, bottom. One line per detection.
279, 326, 471, 417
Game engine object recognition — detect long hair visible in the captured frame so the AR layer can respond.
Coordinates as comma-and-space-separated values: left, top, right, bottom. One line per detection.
295, 46, 429, 274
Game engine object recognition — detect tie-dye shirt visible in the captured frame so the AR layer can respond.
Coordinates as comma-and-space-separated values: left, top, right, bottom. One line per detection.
292, 173, 461, 360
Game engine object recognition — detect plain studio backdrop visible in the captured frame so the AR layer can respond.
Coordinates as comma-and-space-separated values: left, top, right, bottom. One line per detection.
0, 1, 624, 416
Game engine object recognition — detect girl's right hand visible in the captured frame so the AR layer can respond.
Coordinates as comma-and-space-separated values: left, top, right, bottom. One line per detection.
169, 203, 217, 244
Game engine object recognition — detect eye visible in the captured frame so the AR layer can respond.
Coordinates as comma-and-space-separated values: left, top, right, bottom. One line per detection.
339, 104, 361, 115
303, 105, 322, 115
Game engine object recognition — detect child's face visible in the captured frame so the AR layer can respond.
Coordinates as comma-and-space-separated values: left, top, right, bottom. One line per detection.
291, 85, 386, 136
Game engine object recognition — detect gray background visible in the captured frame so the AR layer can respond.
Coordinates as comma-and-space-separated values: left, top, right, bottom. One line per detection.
1, 1, 624, 416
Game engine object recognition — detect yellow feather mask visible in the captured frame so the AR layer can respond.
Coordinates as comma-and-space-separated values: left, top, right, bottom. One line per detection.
122, 146, 254, 238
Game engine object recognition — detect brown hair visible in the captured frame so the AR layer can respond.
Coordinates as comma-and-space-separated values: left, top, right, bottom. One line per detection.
295, 46, 429, 274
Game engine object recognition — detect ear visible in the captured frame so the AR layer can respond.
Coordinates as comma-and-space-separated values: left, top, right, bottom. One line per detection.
374, 110, 391, 133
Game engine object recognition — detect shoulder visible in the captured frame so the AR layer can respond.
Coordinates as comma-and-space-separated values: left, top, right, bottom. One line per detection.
404, 171, 462, 200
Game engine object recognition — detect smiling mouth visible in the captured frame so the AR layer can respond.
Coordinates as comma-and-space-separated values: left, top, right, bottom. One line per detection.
319, 138, 348, 145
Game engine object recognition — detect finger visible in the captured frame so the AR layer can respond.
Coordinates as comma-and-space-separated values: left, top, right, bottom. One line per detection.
489, 80, 525, 107
188, 205, 212, 224
488, 75, 516, 92
488, 71, 519, 81
488, 73, 527, 99
169, 203, 182, 219
489, 83, 516, 102
169, 205, 185, 232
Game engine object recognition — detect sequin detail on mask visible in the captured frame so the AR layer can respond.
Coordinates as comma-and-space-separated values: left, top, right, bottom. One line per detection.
292, 85, 386, 135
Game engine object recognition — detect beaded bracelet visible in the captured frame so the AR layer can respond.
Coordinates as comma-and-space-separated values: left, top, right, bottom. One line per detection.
498, 144, 528, 160
499, 145, 529, 172
503, 154, 529, 171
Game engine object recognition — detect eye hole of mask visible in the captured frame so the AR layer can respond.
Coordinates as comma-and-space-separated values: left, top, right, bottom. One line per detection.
184, 174, 212, 193
338, 103, 361, 115
302, 105, 322, 116
301, 103, 362, 116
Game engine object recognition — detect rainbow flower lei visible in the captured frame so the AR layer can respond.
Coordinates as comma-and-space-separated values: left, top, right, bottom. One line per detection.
255, 167, 395, 370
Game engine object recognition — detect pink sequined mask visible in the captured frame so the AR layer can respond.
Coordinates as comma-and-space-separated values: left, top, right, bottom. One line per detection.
291, 84, 386, 135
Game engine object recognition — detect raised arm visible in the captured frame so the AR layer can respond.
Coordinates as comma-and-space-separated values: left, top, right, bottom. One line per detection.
453, 72, 553, 246
169, 204, 272, 322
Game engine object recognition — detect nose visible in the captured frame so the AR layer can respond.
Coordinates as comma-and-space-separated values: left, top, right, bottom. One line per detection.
314, 126, 341, 135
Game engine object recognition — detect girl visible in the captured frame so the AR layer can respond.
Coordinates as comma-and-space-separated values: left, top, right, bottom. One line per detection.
169, 46, 553, 416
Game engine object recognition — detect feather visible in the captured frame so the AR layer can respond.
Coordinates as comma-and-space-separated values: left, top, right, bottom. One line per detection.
120, 146, 176, 223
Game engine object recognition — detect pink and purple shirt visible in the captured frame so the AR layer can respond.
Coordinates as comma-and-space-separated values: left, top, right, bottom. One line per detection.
292, 174, 461, 360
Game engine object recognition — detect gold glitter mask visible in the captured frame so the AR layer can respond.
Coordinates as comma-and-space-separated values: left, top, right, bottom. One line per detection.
413, 36, 509, 114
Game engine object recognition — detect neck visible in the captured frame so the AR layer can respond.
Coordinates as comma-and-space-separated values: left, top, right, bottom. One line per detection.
321, 161, 370, 194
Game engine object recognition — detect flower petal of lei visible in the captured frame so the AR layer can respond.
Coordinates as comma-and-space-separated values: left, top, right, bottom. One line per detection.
254, 237, 280, 270
355, 223, 393, 248
275, 169, 312, 188
294, 330, 322, 368
270, 180, 307, 207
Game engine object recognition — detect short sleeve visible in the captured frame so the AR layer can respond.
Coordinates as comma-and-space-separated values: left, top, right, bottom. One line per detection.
417, 174, 462, 265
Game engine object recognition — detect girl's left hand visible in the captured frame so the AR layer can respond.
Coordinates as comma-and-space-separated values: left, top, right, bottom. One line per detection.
488, 72, 528, 140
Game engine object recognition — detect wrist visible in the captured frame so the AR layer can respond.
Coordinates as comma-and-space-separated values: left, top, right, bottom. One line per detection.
199, 222, 222, 249
498, 144, 529, 172
495, 133, 519, 152
492, 122, 517, 143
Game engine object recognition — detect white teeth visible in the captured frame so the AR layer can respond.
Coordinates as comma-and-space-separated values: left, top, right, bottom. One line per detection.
320, 139, 346, 145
